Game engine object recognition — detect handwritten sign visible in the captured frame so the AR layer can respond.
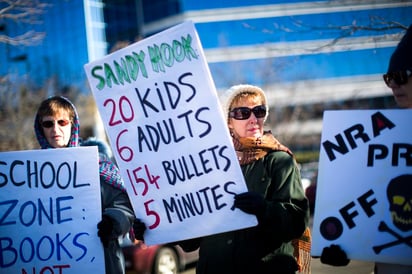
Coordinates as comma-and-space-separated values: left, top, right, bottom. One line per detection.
312, 109, 412, 265
84, 21, 257, 245
0, 147, 104, 273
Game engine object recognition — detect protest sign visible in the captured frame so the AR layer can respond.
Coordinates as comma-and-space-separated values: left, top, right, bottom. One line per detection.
84, 21, 257, 245
312, 109, 412, 265
0, 147, 104, 273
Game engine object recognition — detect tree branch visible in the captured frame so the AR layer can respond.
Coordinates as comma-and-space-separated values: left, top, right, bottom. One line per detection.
0, 0, 49, 46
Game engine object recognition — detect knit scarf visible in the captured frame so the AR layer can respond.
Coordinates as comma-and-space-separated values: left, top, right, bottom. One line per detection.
232, 130, 311, 274
99, 159, 127, 193
231, 130, 293, 165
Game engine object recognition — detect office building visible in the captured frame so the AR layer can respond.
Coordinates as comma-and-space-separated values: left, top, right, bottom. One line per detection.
1, 0, 411, 151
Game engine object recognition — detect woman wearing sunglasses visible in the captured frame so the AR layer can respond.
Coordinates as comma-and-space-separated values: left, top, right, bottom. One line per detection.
34, 96, 135, 274
321, 25, 412, 274
377, 24, 412, 274
383, 25, 412, 109
178, 85, 310, 274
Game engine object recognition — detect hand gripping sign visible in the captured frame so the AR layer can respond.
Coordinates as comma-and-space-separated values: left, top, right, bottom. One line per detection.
84, 21, 257, 245
312, 109, 412, 266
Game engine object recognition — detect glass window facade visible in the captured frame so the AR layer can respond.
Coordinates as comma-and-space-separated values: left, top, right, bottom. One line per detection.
103, 0, 140, 52
0, 0, 410, 101
0, 0, 410, 151
143, 0, 181, 23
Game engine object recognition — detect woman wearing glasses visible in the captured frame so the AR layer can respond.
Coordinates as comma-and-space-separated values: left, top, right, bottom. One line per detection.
34, 96, 135, 274
179, 85, 310, 274
377, 24, 412, 274
321, 25, 412, 273
383, 25, 412, 109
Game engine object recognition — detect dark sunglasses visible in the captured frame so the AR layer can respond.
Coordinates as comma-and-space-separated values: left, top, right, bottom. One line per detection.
229, 105, 267, 120
41, 119, 70, 128
383, 70, 412, 87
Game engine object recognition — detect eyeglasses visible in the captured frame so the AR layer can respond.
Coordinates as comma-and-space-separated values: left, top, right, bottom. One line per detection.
383, 70, 412, 87
229, 105, 267, 120
41, 119, 70, 128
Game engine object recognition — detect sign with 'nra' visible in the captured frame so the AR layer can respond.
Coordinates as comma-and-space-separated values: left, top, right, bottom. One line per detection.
312, 109, 412, 266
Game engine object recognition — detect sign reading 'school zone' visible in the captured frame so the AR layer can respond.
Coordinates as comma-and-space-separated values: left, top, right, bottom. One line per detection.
312, 109, 412, 266
0, 147, 104, 273
84, 21, 257, 245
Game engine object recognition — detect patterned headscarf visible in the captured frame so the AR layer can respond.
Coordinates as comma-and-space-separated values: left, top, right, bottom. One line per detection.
80, 137, 126, 193
99, 160, 127, 193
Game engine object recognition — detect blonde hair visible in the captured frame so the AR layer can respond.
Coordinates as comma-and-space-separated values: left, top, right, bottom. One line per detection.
229, 91, 264, 110
222, 84, 268, 121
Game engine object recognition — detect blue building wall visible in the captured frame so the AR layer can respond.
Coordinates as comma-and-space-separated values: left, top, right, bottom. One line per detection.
0, 0, 410, 149
0, 0, 106, 91
138, 0, 411, 100
0, 0, 411, 97
190, 3, 411, 88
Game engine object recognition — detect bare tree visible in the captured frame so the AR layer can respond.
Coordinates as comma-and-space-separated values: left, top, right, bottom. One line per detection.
280, 16, 408, 50
0, 78, 45, 151
0, 0, 48, 45
0, 0, 53, 152
237, 16, 407, 160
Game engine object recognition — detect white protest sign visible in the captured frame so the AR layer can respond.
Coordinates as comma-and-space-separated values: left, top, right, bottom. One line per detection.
312, 109, 412, 265
84, 21, 257, 245
0, 147, 104, 273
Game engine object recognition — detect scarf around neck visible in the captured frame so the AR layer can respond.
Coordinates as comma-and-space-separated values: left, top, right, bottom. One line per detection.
232, 131, 311, 273
232, 130, 293, 165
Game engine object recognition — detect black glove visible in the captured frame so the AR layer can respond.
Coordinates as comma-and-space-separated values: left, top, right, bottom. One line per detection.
320, 244, 350, 266
234, 191, 266, 217
97, 216, 114, 248
133, 218, 146, 241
